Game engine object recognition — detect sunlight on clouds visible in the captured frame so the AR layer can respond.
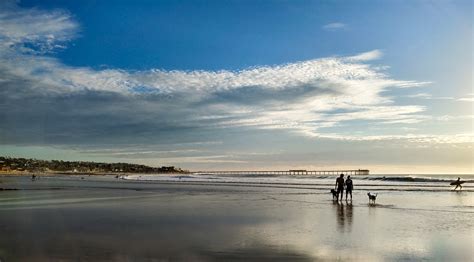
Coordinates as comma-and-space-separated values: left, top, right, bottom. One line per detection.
310, 133, 474, 143
457, 93, 474, 102
346, 49, 382, 61
0, 0, 471, 154
0, 1, 77, 54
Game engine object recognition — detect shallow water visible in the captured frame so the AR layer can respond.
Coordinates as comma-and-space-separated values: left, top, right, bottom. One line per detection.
0, 175, 472, 261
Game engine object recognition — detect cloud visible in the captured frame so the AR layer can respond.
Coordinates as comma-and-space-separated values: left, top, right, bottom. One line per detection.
457, 93, 474, 102
434, 115, 474, 121
311, 133, 474, 144
407, 93, 453, 100
346, 49, 383, 61
322, 22, 346, 31
1, 1, 469, 154
0, 0, 78, 54
458, 97, 474, 102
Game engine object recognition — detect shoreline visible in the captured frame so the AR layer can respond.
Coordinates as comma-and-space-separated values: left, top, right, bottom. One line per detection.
0, 171, 185, 176
1, 171, 473, 176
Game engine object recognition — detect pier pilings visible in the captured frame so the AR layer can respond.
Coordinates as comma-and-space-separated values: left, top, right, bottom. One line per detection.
192, 169, 369, 176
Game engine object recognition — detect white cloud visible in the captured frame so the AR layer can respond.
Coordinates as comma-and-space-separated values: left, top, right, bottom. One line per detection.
407, 93, 453, 100
434, 115, 474, 121
457, 93, 474, 102
407, 93, 431, 99
346, 49, 383, 61
0, 1, 78, 54
310, 133, 474, 144
322, 22, 346, 31
458, 97, 474, 102
149, 155, 247, 164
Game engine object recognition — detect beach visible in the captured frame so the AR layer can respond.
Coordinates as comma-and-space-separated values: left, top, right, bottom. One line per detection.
0, 174, 472, 261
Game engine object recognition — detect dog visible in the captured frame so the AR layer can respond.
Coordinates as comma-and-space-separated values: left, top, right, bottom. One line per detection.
330, 189, 338, 200
367, 192, 377, 204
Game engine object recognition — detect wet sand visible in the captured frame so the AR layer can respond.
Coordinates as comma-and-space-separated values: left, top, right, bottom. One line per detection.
0, 175, 472, 261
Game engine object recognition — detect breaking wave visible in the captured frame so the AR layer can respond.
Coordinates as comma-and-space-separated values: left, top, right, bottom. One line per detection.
359, 176, 473, 183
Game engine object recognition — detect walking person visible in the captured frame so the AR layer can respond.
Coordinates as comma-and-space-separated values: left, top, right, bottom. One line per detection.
451, 177, 464, 191
345, 175, 353, 201
335, 174, 345, 201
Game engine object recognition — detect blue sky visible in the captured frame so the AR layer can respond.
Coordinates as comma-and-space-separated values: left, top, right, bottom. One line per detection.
0, 0, 472, 173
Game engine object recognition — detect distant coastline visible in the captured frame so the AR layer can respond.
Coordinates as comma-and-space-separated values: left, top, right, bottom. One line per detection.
0, 156, 188, 175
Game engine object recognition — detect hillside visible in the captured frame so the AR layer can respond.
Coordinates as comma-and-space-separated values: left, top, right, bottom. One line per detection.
0, 156, 186, 174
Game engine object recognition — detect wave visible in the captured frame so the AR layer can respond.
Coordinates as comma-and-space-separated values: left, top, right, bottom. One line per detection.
126, 174, 474, 189
360, 176, 474, 183
193, 173, 474, 183
121, 179, 473, 192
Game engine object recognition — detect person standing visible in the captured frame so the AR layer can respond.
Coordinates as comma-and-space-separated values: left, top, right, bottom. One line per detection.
335, 174, 345, 201
345, 175, 353, 201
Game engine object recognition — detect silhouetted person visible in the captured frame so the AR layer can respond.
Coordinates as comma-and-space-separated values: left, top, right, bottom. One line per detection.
345, 175, 353, 201
335, 174, 345, 201
453, 177, 463, 190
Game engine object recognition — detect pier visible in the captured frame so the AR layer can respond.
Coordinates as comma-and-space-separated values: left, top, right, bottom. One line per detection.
193, 169, 369, 176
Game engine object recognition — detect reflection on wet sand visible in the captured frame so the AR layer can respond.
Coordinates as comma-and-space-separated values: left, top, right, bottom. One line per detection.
198, 245, 314, 262
346, 201, 353, 230
333, 200, 353, 232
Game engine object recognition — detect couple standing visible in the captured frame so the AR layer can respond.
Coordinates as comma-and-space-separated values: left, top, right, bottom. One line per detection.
335, 174, 353, 201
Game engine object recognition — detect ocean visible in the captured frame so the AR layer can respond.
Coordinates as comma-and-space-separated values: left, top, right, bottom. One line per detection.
0, 174, 472, 261
126, 173, 474, 193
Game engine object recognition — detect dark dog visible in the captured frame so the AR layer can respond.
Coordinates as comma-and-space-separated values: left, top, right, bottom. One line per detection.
331, 189, 338, 200
367, 192, 377, 204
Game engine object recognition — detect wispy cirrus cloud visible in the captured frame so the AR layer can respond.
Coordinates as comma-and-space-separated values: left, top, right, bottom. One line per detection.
322, 22, 346, 31
458, 93, 474, 102
407, 93, 454, 100
0, 1, 78, 54
312, 133, 474, 144
346, 49, 383, 61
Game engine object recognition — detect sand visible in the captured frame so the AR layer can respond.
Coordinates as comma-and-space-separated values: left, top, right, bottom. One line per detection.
0, 175, 472, 261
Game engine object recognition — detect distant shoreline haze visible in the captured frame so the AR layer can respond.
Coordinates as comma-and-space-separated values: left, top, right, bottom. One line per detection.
0, 156, 472, 176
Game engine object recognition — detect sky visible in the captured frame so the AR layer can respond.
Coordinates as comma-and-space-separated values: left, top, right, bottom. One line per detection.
0, 0, 472, 174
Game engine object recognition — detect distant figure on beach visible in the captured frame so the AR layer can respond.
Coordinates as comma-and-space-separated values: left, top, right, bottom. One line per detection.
335, 174, 345, 201
345, 175, 353, 200
450, 177, 464, 190
31, 174, 36, 181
